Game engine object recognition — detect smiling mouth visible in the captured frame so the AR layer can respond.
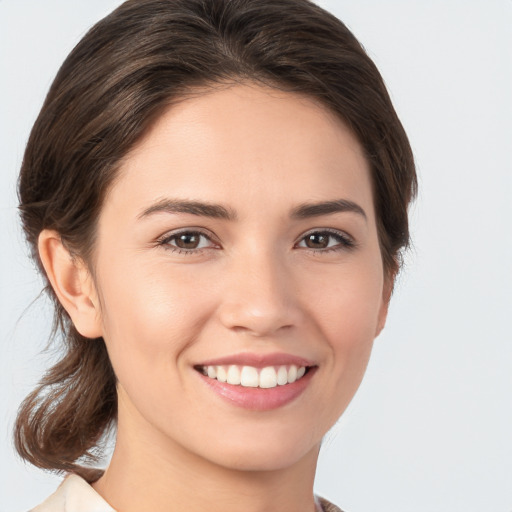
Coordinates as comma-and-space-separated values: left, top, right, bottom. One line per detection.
194, 364, 311, 389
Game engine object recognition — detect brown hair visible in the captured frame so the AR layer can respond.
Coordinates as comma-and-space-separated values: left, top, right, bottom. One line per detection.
15, 0, 416, 480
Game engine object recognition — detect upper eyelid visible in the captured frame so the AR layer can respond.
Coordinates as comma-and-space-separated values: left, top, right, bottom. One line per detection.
158, 227, 217, 240
300, 227, 349, 236
156, 228, 220, 250
296, 227, 354, 242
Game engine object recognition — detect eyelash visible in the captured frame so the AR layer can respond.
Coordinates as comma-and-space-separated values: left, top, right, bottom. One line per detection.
296, 229, 356, 253
156, 228, 356, 255
156, 229, 219, 255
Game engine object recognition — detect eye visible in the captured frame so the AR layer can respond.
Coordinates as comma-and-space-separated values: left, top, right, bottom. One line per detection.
296, 230, 355, 251
158, 230, 218, 252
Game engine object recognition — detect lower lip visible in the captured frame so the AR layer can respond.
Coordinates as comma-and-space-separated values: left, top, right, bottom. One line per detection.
197, 368, 316, 411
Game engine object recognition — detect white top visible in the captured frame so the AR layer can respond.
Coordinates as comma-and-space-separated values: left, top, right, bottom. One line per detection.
30, 475, 336, 512
31, 475, 115, 512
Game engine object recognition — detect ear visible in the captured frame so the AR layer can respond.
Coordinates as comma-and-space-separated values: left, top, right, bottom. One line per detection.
375, 274, 394, 338
38, 230, 103, 339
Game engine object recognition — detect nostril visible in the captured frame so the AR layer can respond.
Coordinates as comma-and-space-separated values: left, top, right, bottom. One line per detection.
229, 323, 293, 335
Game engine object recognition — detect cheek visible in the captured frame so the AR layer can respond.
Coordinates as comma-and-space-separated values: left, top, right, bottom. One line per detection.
95, 261, 218, 386
313, 280, 382, 431
309, 257, 384, 372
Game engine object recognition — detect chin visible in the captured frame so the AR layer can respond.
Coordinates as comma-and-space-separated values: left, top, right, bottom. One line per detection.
196, 430, 321, 473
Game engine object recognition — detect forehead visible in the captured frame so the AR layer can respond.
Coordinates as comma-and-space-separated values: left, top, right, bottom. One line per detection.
106, 83, 375, 221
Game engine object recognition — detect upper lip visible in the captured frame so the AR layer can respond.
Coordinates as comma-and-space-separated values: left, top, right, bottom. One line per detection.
195, 352, 315, 368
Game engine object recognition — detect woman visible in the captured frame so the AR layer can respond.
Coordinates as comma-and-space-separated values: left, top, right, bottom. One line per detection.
15, 0, 416, 510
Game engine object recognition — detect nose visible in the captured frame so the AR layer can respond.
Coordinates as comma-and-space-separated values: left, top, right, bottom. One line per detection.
217, 250, 301, 337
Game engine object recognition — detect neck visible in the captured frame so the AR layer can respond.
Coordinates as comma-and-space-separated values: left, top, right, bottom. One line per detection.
93, 406, 320, 512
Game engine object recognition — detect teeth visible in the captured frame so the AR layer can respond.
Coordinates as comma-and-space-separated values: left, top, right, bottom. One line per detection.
216, 366, 227, 383
226, 365, 241, 385
200, 364, 309, 388
277, 366, 288, 385
240, 366, 259, 387
259, 367, 277, 388
288, 365, 297, 383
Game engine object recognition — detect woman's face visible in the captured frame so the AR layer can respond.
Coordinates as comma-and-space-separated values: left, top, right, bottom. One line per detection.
90, 83, 390, 472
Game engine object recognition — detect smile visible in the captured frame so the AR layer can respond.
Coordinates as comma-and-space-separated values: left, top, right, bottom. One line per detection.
196, 364, 308, 388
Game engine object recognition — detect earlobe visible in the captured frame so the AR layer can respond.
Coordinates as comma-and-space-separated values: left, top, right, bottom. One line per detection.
38, 230, 102, 339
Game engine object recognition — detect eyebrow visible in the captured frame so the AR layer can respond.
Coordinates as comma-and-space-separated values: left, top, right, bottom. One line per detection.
138, 198, 366, 222
290, 199, 367, 221
138, 198, 237, 221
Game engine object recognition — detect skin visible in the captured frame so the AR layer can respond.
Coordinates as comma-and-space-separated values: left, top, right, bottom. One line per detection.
39, 83, 391, 512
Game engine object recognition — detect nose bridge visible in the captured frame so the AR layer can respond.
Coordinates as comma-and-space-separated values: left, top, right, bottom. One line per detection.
218, 244, 299, 336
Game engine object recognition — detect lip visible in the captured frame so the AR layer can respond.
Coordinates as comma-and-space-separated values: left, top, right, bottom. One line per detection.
195, 352, 315, 368
194, 353, 317, 411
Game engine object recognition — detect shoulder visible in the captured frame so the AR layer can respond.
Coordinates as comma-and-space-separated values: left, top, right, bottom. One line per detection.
30, 474, 115, 512
31, 478, 342, 512
316, 495, 346, 512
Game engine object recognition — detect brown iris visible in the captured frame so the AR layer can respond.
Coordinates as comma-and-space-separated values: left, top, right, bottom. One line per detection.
304, 233, 331, 249
175, 233, 201, 249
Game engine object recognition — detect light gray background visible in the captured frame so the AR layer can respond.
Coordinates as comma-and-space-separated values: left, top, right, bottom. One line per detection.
1, 1, 511, 511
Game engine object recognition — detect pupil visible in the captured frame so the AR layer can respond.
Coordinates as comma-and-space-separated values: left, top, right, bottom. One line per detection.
177, 233, 199, 249
306, 233, 328, 248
